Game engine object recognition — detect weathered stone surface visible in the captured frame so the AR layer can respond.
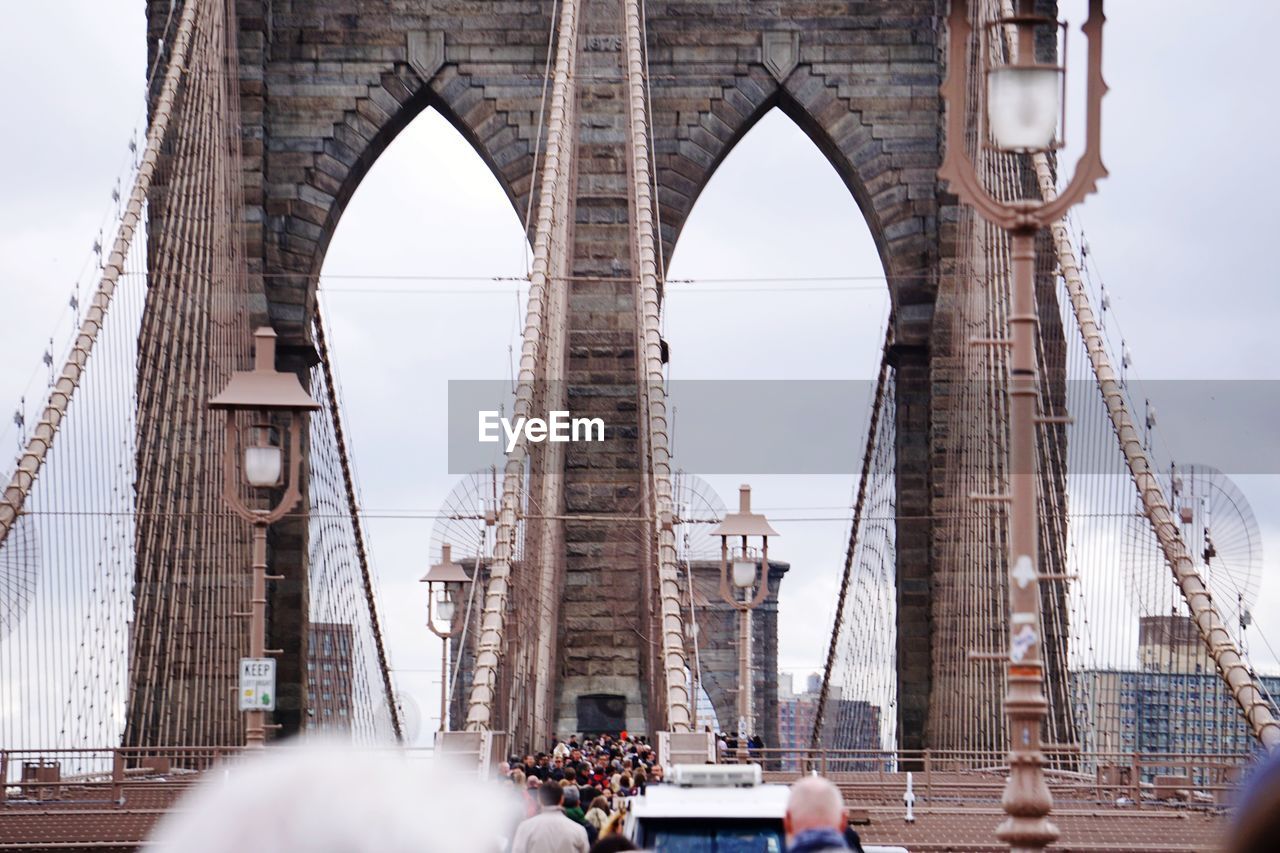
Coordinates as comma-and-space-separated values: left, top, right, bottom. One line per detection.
137, 0, 1008, 753
762, 31, 801, 82
685, 560, 789, 753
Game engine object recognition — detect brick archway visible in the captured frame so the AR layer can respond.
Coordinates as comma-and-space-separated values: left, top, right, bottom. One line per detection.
248, 60, 547, 340
659, 69, 939, 303
140, 0, 960, 751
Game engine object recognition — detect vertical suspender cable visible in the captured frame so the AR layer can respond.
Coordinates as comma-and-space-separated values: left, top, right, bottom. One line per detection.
0, 0, 202, 551
1019, 149, 1280, 748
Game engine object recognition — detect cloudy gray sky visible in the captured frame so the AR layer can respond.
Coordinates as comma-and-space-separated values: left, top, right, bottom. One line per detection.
2, 2, 1280, 743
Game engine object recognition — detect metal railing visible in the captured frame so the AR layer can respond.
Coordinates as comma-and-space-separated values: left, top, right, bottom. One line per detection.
1, 744, 1251, 811
722, 747, 1250, 809
1, 747, 240, 806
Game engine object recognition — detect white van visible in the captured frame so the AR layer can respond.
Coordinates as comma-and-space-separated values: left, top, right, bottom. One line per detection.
622, 765, 907, 853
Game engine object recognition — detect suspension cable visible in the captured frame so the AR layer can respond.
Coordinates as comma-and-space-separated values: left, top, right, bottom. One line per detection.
622, 0, 693, 732
810, 321, 894, 752
313, 305, 403, 741
464, 0, 581, 732
0, 0, 202, 552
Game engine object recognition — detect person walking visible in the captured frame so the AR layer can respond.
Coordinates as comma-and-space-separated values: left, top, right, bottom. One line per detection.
583, 796, 610, 834
562, 787, 597, 845
783, 775, 863, 853
510, 781, 589, 853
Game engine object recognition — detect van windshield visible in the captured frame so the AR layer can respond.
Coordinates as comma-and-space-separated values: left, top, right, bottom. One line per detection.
643, 819, 784, 853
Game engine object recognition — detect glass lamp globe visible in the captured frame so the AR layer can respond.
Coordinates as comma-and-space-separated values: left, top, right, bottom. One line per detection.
987, 67, 1060, 151
732, 559, 757, 590
244, 443, 282, 488
436, 595, 456, 623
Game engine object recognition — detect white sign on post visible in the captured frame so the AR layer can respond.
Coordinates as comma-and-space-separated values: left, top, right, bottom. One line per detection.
239, 657, 276, 711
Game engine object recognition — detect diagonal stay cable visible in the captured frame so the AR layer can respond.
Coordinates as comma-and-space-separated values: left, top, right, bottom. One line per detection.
810, 319, 894, 754
0, 0, 202, 552
313, 304, 403, 741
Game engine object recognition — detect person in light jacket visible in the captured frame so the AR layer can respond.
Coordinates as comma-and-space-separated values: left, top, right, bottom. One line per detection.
510, 780, 589, 853
583, 796, 610, 833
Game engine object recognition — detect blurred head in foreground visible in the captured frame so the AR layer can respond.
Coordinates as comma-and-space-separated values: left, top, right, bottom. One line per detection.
784, 775, 847, 846
148, 741, 520, 853
1228, 748, 1280, 853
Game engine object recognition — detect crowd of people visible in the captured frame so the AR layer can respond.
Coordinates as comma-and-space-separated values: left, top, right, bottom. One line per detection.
500, 733, 659, 851
500, 732, 866, 853
137, 732, 1280, 853
714, 731, 765, 761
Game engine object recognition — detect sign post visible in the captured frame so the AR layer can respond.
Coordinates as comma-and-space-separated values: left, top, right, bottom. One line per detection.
239, 658, 276, 712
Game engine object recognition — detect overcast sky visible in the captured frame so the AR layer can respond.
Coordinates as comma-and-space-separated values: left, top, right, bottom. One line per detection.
2, 2, 1280, 743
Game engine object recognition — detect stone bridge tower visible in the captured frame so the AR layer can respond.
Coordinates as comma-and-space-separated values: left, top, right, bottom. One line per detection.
134, 0, 1029, 752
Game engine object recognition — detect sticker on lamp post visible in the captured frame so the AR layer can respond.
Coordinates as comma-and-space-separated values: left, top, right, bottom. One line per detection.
1010, 624, 1037, 663
1011, 555, 1036, 589
239, 657, 276, 711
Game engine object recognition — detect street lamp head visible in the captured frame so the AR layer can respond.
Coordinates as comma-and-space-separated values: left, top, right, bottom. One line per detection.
243, 426, 283, 488
421, 542, 472, 634
209, 327, 320, 523
714, 485, 777, 610
988, 66, 1061, 152
938, 0, 1108, 229
209, 328, 321, 414
710, 485, 779, 540
731, 559, 758, 590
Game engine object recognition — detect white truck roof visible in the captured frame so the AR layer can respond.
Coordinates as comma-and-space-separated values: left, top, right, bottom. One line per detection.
629, 779, 791, 821
626, 765, 909, 853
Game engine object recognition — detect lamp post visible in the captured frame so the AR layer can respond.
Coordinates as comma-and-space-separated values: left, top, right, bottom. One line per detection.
209, 327, 320, 748
938, 2, 1107, 850
420, 543, 472, 732
711, 485, 778, 764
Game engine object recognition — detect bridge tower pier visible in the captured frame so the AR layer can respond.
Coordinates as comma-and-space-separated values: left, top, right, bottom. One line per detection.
127, 0, 1076, 754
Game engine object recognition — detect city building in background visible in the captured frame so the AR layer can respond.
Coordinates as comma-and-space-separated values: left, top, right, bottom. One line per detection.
776, 672, 882, 770
1073, 616, 1280, 780
307, 623, 354, 734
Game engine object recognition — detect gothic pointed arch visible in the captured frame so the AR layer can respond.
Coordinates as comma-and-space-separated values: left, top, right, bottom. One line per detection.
655, 63, 945, 333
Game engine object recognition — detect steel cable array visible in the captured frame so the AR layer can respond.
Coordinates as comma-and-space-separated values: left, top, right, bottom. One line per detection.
307, 314, 401, 743
463, 0, 580, 734
811, 338, 899, 760
815, 0, 1278, 771
1, 0, 400, 757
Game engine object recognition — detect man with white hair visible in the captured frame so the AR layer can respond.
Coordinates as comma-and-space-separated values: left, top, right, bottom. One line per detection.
146, 742, 519, 853
784, 774, 860, 853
